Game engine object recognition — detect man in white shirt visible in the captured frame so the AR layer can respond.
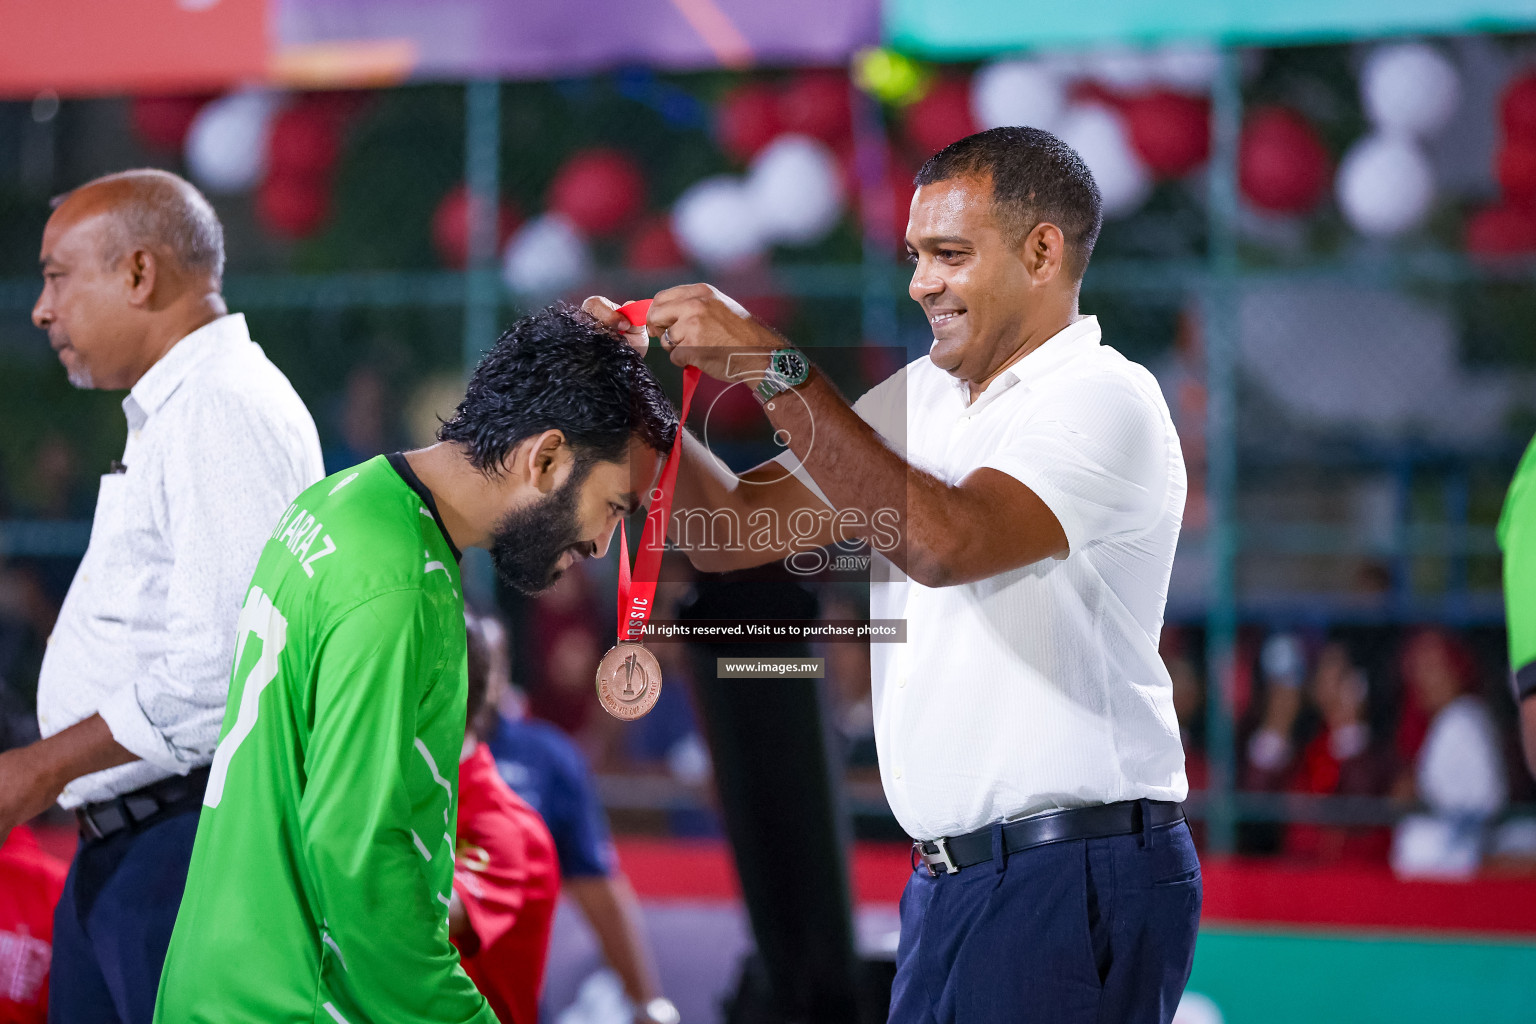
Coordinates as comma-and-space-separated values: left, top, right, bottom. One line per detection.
0, 169, 323, 1023
1391, 629, 1508, 878
589, 126, 1197, 1023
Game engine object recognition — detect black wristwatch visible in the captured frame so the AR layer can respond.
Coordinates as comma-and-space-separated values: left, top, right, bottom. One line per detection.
754, 347, 810, 403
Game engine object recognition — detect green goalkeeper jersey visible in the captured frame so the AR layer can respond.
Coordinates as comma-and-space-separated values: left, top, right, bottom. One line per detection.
1502, 433, 1536, 702
155, 454, 495, 1024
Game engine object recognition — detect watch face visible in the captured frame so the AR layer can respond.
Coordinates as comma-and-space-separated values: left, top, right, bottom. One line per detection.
772, 348, 809, 385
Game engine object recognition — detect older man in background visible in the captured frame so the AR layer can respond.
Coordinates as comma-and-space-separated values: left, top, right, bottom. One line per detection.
0, 168, 323, 1023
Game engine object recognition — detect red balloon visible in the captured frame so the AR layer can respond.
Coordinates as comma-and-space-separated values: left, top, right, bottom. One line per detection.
1497, 138, 1536, 207
547, 148, 646, 237
778, 69, 852, 146
1500, 72, 1536, 141
625, 216, 687, 271
130, 94, 210, 152
717, 83, 782, 163
1465, 203, 1536, 258
432, 185, 521, 269
903, 77, 978, 158
267, 102, 342, 180
257, 173, 329, 239
1239, 106, 1331, 214
1126, 91, 1210, 178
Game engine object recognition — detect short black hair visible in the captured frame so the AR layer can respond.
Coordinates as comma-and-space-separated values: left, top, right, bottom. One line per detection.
439, 305, 677, 473
914, 126, 1103, 280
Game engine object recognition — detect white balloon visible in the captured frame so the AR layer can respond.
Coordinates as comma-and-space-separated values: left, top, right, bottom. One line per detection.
745, 134, 845, 246
1360, 43, 1461, 139
672, 175, 767, 269
1079, 45, 1160, 91
971, 60, 1067, 131
1151, 42, 1221, 92
501, 213, 590, 295
184, 90, 279, 193
1336, 134, 1436, 238
1057, 104, 1151, 218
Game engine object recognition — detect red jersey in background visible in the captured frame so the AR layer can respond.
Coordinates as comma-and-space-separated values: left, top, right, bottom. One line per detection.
453, 742, 561, 1024
0, 826, 68, 1024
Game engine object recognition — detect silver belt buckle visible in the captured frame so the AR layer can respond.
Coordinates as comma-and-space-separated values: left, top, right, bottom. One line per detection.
914, 836, 960, 877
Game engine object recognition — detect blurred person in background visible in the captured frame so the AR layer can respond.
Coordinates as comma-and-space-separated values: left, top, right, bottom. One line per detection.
324, 364, 398, 475
477, 611, 680, 1024
453, 612, 561, 1024
1161, 628, 1206, 793
1391, 628, 1508, 878
0, 168, 323, 1024
0, 824, 67, 1023
1285, 640, 1400, 864
1237, 632, 1306, 853
1243, 632, 1307, 791
1500, 431, 1536, 777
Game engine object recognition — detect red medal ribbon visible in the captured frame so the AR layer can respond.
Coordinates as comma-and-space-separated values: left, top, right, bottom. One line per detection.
615, 299, 698, 645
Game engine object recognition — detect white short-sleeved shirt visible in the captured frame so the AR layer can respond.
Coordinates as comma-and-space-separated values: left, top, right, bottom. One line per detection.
782, 315, 1188, 839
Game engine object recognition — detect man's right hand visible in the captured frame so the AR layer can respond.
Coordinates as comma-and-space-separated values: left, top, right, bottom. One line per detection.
582, 296, 650, 358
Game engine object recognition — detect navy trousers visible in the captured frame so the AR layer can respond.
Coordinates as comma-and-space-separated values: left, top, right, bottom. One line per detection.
889, 816, 1202, 1024
49, 807, 200, 1024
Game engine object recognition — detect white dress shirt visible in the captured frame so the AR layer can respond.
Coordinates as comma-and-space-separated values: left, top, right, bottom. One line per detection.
37, 314, 323, 808
783, 316, 1188, 839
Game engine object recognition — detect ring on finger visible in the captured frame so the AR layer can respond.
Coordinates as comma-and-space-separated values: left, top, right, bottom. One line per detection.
661, 328, 674, 349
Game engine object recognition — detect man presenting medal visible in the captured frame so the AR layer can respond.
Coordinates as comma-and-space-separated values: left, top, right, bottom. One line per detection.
587, 126, 1198, 1024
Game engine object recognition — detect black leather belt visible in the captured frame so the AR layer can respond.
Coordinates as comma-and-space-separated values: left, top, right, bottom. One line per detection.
75, 766, 211, 842
912, 799, 1185, 877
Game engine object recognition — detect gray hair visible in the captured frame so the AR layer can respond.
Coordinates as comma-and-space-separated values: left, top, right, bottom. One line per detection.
52, 169, 226, 288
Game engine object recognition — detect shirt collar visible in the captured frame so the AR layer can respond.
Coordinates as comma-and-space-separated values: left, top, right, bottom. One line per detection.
958, 315, 1101, 412
123, 314, 250, 430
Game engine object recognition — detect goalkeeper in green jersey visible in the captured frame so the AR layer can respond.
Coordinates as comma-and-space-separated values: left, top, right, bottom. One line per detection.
1503, 432, 1536, 778
154, 306, 675, 1024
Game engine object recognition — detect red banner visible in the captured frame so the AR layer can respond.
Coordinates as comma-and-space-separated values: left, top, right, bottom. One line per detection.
0, 0, 268, 98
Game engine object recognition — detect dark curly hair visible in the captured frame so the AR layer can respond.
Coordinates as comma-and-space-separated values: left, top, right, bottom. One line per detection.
915, 126, 1103, 280
439, 304, 678, 475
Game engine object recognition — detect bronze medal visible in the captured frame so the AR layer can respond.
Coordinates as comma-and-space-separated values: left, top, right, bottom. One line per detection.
596, 641, 662, 720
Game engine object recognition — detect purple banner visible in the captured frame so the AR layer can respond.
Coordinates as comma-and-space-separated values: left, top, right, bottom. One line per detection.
275, 0, 879, 82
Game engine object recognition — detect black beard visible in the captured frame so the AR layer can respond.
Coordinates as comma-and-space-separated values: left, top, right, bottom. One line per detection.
489, 469, 589, 595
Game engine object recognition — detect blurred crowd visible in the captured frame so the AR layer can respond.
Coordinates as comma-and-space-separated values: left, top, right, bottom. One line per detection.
1163, 624, 1536, 876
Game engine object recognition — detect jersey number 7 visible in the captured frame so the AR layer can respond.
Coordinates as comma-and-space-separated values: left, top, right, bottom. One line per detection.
205, 585, 289, 809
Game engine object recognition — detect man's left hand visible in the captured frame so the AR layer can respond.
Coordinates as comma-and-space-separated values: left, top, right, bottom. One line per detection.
646, 284, 782, 382
0, 743, 67, 842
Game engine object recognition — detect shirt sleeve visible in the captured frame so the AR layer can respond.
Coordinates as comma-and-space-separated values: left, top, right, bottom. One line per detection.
1500, 435, 1536, 700
97, 389, 318, 774
979, 374, 1173, 554
299, 589, 496, 1024
546, 733, 616, 879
